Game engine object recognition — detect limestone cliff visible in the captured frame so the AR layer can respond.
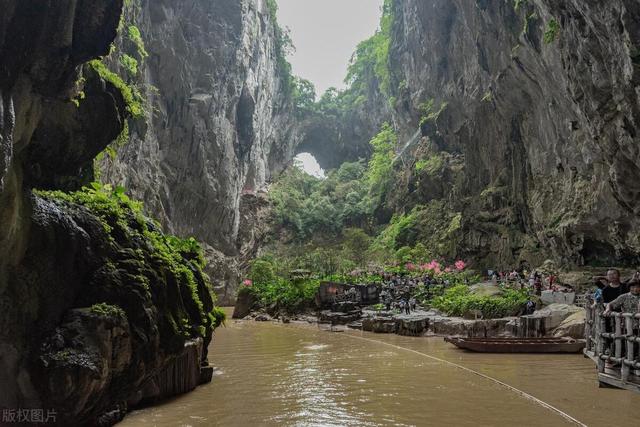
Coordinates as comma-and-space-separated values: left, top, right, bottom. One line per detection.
72, 0, 640, 307
381, 0, 640, 269
98, 0, 300, 304
0, 1, 220, 424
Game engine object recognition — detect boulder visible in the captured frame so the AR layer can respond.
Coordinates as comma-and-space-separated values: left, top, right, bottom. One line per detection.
362, 317, 397, 333
553, 311, 586, 339
254, 314, 272, 322
319, 310, 362, 324
232, 289, 256, 319
530, 303, 582, 330
429, 316, 514, 338
540, 290, 575, 305
396, 318, 428, 336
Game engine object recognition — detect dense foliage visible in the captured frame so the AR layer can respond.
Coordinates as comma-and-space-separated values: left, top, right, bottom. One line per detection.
268, 0, 395, 121
242, 257, 320, 313
269, 159, 371, 239
344, 0, 394, 101
431, 285, 530, 319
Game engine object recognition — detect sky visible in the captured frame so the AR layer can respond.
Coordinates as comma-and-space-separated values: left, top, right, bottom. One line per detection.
276, 0, 384, 176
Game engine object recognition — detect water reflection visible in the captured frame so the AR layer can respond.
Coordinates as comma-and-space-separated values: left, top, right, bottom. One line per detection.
120, 318, 640, 427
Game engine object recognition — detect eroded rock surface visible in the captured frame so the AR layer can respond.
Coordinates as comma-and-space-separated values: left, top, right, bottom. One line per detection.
99, 0, 300, 304
0, 1, 218, 424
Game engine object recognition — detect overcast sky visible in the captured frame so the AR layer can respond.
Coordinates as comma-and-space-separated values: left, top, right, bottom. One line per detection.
277, 0, 383, 177
276, 0, 384, 96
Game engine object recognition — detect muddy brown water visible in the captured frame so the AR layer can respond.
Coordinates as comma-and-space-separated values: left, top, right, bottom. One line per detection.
120, 311, 640, 427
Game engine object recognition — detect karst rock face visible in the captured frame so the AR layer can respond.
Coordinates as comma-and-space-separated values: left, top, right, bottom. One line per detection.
384, 0, 640, 268
1, 1, 219, 425
99, 0, 300, 304
101, 0, 640, 304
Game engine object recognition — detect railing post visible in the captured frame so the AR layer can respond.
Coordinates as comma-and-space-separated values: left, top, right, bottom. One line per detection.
585, 303, 593, 353
596, 305, 605, 373
615, 314, 623, 361
623, 313, 634, 383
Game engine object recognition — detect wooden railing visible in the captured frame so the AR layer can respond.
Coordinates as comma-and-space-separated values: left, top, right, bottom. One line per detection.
585, 302, 640, 393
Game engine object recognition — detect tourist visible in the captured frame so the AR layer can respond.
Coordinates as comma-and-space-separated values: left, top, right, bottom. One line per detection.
409, 297, 416, 311
604, 281, 640, 314
398, 299, 406, 314
525, 300, 536, 315
529, 271, 536, 289
593, 269, 629, 303
593, 286, 604, 303
534, 273, 542, 296
380, 289, 388, 304
404, 298, 411, 314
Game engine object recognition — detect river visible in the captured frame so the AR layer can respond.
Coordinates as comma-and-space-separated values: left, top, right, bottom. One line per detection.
121, 312, 640, 426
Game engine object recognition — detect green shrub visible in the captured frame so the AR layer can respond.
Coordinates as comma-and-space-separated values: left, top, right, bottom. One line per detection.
345, 0, 394, 98
210, 307, 227, 329
249, 259, 277, 285
127, 25, 148, 58
248, 277, 321, 313
90, 303, 126, 319
543, 19, 560, 44
119, 53, 138, 76
431, 285, 529, 319
419, 100, 448, 127
367, 123, 397, 206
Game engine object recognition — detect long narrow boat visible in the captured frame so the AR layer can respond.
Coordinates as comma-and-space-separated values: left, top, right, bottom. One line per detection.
444, 336, 585, 353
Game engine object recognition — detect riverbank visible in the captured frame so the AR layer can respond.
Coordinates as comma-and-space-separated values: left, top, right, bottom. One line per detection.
238, 302, 586, 340
120, 313, 640, 427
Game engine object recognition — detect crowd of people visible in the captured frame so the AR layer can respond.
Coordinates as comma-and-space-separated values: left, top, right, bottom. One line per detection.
354, 266, 640, 316
486, 269, 574, 296
376, 273, 452, 315
593, 269, 640, 314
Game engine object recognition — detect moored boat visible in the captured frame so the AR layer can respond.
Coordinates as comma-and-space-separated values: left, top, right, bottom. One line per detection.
444, 336, 585, 353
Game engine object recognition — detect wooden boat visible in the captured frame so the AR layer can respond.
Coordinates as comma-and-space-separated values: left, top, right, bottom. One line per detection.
444, 336, 585, 353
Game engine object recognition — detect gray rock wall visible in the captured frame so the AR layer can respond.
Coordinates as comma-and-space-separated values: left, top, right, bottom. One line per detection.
386, 0, 640, 268
100, 0, 300, 304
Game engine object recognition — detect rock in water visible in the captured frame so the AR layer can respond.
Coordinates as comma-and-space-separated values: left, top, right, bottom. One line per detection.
553, 311, 587, 339
528, 304, 584, 330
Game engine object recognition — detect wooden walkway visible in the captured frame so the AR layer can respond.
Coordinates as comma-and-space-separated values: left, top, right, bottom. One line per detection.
584, 302, 640, 393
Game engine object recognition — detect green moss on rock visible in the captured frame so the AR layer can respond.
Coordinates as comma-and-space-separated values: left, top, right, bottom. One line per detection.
90, 303, 126, 318
34, 182, 222, 345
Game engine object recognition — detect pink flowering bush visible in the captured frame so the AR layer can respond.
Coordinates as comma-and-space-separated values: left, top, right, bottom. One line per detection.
455, 260, 466, 270
243, 279, 253, 287
426, 260, 441, 271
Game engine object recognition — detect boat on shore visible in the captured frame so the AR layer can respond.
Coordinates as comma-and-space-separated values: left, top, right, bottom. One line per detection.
444, 336, 585, 353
